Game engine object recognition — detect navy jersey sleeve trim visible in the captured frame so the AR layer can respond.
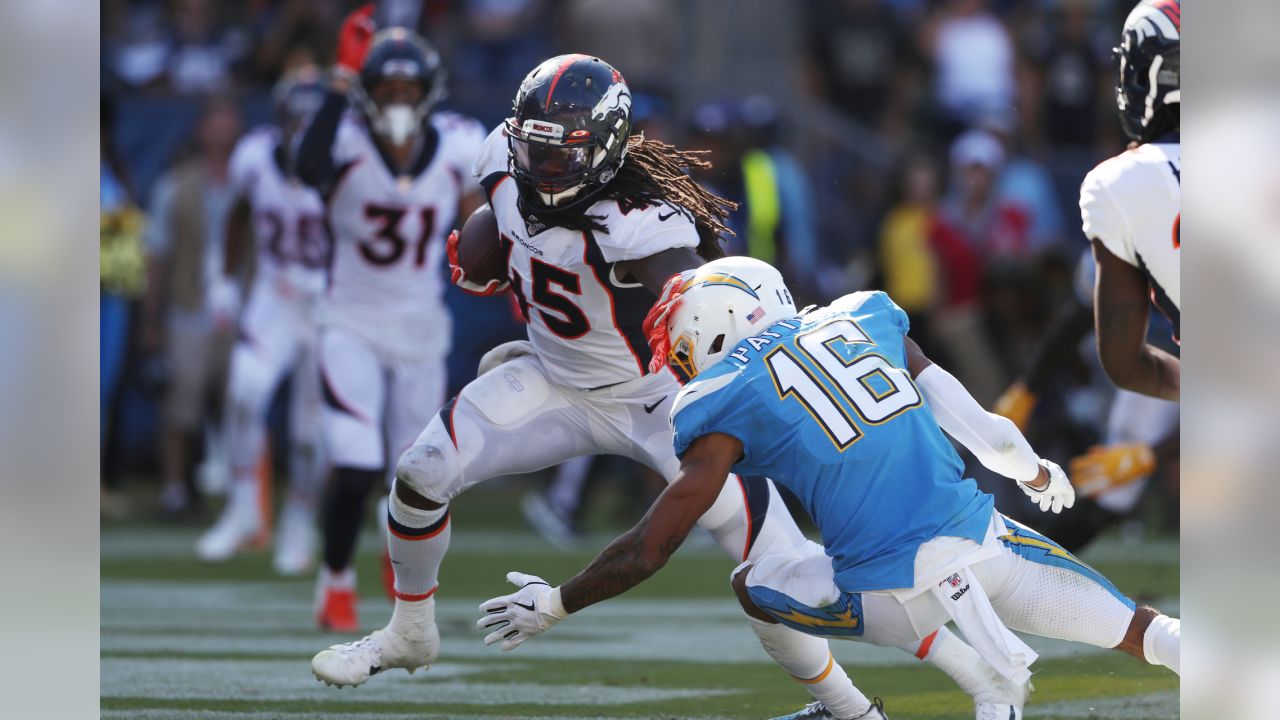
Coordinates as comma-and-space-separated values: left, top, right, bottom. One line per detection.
296, 90, 348, 195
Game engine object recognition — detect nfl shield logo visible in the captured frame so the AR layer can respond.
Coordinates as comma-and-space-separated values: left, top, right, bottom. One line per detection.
943, 573, 963, 588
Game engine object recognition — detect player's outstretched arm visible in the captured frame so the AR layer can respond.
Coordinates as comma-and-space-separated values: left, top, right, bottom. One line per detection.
1091, 239, 1180, 401
906, 337, 1075, 513
476, 433, 739, 650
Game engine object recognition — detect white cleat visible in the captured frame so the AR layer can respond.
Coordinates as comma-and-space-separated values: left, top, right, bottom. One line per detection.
273, 500, 316, 576
195, 498, 265, 563
311, 624, 440, 688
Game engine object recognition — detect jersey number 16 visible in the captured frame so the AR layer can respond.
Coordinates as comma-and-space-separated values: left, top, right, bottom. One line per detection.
765, 319, 921, 450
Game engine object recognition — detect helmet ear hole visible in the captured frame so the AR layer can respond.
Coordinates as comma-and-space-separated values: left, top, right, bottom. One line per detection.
709, 334, 725, 355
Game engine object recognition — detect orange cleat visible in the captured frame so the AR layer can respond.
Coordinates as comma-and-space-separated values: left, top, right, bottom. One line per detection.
317, 586, 359, 633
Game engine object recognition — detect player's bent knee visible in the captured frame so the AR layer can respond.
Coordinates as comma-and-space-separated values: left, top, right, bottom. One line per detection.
394, 424, 461, 504
731, 564, 777, 623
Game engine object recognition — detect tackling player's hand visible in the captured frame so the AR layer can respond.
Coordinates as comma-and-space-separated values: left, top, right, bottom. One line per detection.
1069, 443, 1156, 499
993, 381, 1037, 432
1019, 459, 1076, 514
641, 271, 693, 374
447, 229, 510, 295
477, 572, 567, 651
335, 4, 376, 76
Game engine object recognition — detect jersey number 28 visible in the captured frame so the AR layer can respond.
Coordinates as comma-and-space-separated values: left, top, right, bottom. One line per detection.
765, 319, 921, 450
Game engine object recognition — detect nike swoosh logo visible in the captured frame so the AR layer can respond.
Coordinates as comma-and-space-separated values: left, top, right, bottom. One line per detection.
514, 602, 536, 612
644, 396, 667, 414
657, 210, 677, 221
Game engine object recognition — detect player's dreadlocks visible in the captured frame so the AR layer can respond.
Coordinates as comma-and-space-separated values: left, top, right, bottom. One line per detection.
534, 135, 735, 261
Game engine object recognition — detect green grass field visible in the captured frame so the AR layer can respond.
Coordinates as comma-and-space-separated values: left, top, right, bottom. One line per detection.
101, 485, 1179, 719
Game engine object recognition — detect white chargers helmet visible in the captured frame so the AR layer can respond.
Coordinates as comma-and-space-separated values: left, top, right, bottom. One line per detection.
664, 257, 796, 379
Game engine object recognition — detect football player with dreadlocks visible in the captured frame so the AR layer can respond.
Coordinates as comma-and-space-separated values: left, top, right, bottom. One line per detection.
312, 53, 1029, 720
295, 11, 487, 631
1080, 0, 1180, 401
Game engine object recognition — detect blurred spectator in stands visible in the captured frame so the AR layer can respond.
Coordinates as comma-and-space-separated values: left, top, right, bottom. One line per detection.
1026, 0, 1111, 151
804, 0, 916, 142
921, 0, 1014, 141
981, 112, 1067, 255
930, 128, 1020, 404
242, 0, 340, 86
141, 96, 242, 518
562, 0, 677, 98
167, 0, 248, 94
940, 128, 1029, 259
689, 98, 822, 301
101, 95, 148, 519
104, 0, 172, 91
447, 0, 553, 127
877, 153, 941, 326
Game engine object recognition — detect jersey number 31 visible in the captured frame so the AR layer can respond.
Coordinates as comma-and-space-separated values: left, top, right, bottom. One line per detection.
765, 319, 921, 450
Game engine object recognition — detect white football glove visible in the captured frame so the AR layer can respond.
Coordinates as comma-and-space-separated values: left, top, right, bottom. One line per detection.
1019, 459, 1076, 514
476, 572, 567, 652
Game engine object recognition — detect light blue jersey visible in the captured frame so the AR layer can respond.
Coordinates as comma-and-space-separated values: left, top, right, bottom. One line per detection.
671, 291, 993, 592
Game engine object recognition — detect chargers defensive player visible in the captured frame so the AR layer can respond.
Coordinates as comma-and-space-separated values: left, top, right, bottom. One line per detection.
1080, 0, 1180, 400
296, 18, 486, 630
311, 54, 1019, 715
196, 67, 330, 575
479, 259, 1181, 720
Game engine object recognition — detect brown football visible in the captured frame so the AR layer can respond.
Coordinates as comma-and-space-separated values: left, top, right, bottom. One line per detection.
455, 204, 508, 286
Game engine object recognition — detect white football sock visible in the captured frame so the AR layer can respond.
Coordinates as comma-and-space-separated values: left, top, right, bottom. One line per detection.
904, 626, 1015, 703
1143, 614, 1180, 675
747, 616, 870, 719
386, 485, 451, 599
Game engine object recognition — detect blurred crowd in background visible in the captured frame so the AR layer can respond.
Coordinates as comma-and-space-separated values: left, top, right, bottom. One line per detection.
101, 0, 1176, 536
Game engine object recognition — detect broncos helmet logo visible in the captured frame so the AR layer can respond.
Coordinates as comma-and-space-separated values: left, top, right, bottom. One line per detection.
591, 81, 632, 124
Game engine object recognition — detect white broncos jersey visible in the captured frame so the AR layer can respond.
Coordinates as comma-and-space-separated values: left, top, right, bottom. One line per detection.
1080, 140, 1181, 324
475, 125, 699, 390
323, 111, 486, 358
228, 127, 328, 298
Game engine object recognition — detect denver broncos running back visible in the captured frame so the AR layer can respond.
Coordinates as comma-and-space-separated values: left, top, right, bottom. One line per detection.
1080, 0, 1181, 400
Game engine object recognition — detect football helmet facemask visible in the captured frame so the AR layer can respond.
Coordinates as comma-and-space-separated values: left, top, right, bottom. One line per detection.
357, 28, 447, 147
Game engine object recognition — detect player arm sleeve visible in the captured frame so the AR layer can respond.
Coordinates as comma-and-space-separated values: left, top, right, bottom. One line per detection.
295, 90, 348, 193
915, 364, 1040, 483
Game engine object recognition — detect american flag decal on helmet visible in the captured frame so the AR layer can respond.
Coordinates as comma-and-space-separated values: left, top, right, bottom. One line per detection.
746, 306, 766, 324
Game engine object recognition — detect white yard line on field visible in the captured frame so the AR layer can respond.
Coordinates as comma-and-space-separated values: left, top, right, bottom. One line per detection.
101, 657, 738, 706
